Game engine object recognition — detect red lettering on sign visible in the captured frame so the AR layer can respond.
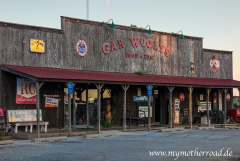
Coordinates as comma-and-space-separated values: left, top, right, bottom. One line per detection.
118, 39, 125, 49
102, 43, 110, 54
153, 41, 158, 51
132, 54, 135, 57
135, 54, 138, 58
140, 38, 146, 47
129, 37, 140, 48
144, 55, 147, 59
21, 83, 29, 94
147, 55, 150, 59
29, 83, 36, 94
125, 53, 128, 57
159, 43, 165, 53
111, 41, 118, 51
164, 48, 170, 57
128, 53, 131, 57
147, 39, 152, 48
150, 55, 153, 59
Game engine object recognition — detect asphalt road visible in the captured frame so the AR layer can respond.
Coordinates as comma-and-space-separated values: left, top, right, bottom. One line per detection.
0, 128, 240, 161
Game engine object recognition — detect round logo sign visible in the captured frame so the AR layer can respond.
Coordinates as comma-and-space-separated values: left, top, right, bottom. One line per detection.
226, 93, 230, 101
76, 40, 87, 56
180, 93, 185, 102
210, 55, 220, 72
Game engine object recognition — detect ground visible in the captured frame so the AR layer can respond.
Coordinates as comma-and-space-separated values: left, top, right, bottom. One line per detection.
0, 128, 240, 161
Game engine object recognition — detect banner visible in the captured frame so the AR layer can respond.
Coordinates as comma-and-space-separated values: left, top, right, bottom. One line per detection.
45, 97, 59, 107
16, 78, 36, 104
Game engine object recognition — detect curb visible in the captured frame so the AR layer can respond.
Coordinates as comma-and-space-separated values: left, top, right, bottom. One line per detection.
0, 140, 14, 145
83, 133, 117, 138
31, 136, 68, 143
158, 128, 185, 132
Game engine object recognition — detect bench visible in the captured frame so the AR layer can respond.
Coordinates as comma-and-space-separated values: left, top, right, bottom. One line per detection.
6, 110, 49, 133
122, 101, 146, 127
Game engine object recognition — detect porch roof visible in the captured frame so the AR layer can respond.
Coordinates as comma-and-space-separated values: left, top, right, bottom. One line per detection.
1, 65, 240, 88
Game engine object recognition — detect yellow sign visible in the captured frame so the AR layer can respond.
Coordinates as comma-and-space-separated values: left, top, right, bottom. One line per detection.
30, 39, 45, 53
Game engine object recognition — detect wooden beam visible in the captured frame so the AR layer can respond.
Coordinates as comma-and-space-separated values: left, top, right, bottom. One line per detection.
121, 84, 130, 132
206, 88, 211, 126
224, 88, 228, 128
167, 86, 174, 128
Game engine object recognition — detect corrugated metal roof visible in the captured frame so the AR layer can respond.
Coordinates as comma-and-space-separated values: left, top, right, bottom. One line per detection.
2, 65, 240, 88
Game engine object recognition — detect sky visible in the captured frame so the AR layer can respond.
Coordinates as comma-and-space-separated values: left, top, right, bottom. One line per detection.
0, 0, 240, 95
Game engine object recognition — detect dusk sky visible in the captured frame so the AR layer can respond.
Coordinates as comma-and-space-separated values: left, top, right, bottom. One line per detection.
1, 0, 240, 95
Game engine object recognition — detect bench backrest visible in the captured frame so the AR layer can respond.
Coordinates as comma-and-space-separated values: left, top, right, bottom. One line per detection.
6, 110, 42, 122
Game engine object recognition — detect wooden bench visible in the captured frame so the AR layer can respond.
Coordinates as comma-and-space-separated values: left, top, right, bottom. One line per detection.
122, 101, 146, 127
6, 110, 49, 133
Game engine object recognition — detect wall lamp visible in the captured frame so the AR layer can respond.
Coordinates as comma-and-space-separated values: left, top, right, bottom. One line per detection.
177, 30, 185, 40
145, 25, 152, 34
108, 19, 115, 29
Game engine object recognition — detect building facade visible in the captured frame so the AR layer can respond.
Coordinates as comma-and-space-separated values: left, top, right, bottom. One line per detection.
0, 16, 237, 133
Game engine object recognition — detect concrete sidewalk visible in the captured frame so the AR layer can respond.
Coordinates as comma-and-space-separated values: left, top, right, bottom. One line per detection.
6, 124, 238, 140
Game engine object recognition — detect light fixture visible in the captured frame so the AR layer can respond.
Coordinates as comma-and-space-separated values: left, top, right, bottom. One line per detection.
108, 19, 115, 29
145, 25, 152, 34
177, 30, 185, 40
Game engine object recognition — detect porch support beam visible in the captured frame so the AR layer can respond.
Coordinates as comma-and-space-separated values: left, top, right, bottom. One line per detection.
95, 84, 104, 134
188, 87, 194, 129
224, 88, 228, 128
36, 82, 44, 138
206, 88, 211, 126
121, 84, 130, 132
86, 84, 89, 126
167, 86, 175, 128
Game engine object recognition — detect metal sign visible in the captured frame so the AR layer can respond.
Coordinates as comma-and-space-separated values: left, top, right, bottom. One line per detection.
200, 94, 203, 101
30, 39, 45, 53
148, 85, 152, 95
180, 93, 185, 102
133, 96, 153, 102
226, 93, 230, 101
68, 83, 73, 94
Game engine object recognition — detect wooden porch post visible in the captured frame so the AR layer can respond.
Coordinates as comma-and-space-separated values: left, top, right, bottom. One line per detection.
224, 88, 228, 128
36, 82, 44, 138
86, 84, 89, 126
95, 84, 104, 134
167, 86, 174, 129
121, 85, 130, 132
188, 87, 194, 129
206, 88, 211, 126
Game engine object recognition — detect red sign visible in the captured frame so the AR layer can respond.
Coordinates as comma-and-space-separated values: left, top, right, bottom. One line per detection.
180, 93, 185, 102
102, 37, 170, 57
226, 93, 230, 101
16, 78, 36, 104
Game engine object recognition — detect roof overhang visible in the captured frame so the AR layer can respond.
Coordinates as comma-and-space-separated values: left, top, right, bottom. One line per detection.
1, 65, 240, 89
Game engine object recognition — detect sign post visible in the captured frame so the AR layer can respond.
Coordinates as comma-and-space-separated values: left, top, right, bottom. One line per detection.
68, 82, 73, 136
148, 85, 152, 130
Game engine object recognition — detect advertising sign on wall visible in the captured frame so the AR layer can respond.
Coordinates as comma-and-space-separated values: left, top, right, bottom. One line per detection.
133, 96, 153, 102
139, 106, 152, 117
30, 39, 45, 53
16, 78, 36, 104
45, 97, 59, 107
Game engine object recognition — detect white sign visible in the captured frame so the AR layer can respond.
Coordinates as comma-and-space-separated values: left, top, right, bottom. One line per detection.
6, 110, 42, 122
16, 78, 36, 104
139, 106, 152, 117
45, 97, 59, 107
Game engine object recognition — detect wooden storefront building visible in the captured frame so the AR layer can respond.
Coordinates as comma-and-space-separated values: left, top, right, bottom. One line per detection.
0, 16, 240, 136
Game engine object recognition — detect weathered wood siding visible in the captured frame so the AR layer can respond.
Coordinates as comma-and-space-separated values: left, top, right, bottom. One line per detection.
0, 18, 233, 80
0, 23, 65, 68
61, 17, 232, 79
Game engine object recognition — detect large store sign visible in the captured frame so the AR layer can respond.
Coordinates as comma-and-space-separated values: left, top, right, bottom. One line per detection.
16, 78, 36, 104
102, 37, 170, 60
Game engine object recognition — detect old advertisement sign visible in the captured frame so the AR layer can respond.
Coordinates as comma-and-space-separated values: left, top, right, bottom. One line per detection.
16, 78, 36, 104
30, 39, 45, 53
